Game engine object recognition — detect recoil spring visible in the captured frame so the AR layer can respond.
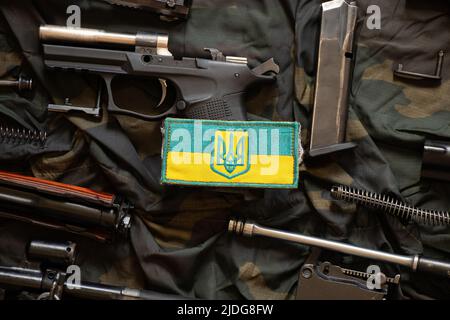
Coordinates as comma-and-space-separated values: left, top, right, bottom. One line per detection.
0, 124, 47, 146
331, 185, 450, 226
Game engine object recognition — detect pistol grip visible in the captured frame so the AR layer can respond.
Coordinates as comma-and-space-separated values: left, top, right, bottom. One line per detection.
184, 92, 247, 121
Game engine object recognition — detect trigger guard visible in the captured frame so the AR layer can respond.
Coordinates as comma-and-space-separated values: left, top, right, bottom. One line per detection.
102, 73, 177, 121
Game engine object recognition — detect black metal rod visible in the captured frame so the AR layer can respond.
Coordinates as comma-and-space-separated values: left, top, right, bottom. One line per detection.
0, 265, 189, 300
0, 185, 122, 230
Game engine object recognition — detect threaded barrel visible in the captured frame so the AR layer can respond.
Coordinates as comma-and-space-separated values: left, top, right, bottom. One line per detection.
39, 25, 171, 56
331, 185, 450, 226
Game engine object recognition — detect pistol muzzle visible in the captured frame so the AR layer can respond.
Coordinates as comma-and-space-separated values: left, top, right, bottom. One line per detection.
228, 219, 255, 237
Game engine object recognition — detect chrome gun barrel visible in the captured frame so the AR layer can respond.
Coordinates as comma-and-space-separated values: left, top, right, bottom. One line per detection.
229, 219, 450, 278
28, 241, 77, 265
0, 267, 43, 289
39, 25, 171, 56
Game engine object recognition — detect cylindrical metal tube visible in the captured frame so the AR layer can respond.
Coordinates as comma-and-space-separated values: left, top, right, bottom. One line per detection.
0, 80, 18, 87
0, 186, 118, 228
0, 77, 33, 91
0, 267, 43, 289
255, 225, 414, 267
65, 282, 187, 300
0, 265, 188, 300
40, 25, 142, 46
28, 241, 77, 265
416, 257, 450, 278
229, 219, 450, 278
229, 219, 414, 268
64, 282, 124, 300
39, 25, 170, 56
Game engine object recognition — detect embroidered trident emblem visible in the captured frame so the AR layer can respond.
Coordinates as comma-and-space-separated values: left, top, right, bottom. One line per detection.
211, 130, 250, 179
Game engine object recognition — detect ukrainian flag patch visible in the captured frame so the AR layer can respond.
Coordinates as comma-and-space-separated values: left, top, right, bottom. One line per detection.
161, 118, 302, 189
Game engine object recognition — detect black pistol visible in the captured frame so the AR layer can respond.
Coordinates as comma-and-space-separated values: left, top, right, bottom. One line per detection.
39, 25, 279, 121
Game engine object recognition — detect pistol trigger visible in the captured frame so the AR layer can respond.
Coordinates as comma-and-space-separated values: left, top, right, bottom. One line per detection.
251, 58, 280, 76
156, 79, 168, 108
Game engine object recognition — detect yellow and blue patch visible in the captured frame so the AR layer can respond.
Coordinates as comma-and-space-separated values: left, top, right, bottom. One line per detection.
161, 118, 301, 189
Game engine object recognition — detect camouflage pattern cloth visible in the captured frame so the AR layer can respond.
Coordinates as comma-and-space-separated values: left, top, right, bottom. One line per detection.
0, 0, 449, 299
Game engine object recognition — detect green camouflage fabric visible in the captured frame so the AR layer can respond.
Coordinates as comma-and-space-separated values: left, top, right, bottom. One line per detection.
0, 0, 449, 300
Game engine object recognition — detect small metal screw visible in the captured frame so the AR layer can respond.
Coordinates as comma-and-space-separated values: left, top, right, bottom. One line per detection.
121, 215, 131, 230
176, 100, 187, 111
301, 267, 313, 279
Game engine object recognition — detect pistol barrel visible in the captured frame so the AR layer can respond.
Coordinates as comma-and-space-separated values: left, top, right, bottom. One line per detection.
39, 25, 170, 56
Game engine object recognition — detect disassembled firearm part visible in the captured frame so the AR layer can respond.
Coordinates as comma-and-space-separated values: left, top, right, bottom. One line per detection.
0, 75, 33, 91
0, 124, 47, 146
28, 240, 77, 266
39, 25, 279, 121
229, 219, 450, 279
47, 85, 102, 117
309, 0, 358, 157
331, 185, 450, 226
297, 248, 400, 300
0, 240, 186, 300
39, 24, 172, 56
394, 50, 444, 81
102, 0, 191, 21
421, 139, 450, 182
0, 171, 132, 242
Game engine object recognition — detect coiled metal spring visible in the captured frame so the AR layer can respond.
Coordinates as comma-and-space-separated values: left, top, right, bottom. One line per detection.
331, 185, 450, 226
0, 124, 47, 146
